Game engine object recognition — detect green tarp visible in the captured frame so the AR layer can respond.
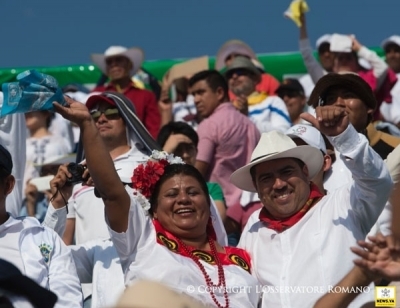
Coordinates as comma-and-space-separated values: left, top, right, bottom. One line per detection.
0, 47, 384, 87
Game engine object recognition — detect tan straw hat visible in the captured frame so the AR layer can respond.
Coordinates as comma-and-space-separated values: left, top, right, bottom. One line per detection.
215, 39, 257, 71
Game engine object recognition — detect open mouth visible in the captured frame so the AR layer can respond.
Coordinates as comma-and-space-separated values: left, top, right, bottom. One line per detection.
273, 191, 293, 203
174, 208, 196, 216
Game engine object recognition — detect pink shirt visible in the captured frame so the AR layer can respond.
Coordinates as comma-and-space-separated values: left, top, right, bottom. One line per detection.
196, 103, 261, 207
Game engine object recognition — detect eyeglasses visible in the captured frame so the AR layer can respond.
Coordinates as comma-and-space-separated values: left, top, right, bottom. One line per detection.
90, 108, 120, 121
226, 69, 251, 80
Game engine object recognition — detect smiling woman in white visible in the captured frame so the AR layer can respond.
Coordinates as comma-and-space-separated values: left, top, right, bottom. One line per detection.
52, 96, 260, 308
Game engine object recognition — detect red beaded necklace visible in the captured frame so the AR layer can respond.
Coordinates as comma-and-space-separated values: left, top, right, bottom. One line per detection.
177, 236, 230, 308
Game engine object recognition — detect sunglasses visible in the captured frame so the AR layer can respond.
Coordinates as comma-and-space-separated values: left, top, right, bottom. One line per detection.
90, 108, 120, 121
226, 69, 252, 80
105, 56, 128, 66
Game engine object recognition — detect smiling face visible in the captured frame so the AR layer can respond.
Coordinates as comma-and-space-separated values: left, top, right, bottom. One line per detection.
385, 43, 400, 73
153, 173, 210, 239
252, 158, 310, 219
105, 55, 133, 81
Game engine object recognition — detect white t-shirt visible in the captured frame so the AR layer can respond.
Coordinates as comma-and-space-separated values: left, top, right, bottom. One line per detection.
172, 95, 198, 130
24, 135, 70, 186
68, 147, 148, 244
0, 215, 25, 273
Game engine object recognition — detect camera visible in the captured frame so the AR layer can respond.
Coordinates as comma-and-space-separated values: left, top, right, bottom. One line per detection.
66, 163, 87, 186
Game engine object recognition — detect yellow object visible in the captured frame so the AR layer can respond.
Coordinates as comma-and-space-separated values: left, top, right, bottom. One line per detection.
115, 79, 145, 93
375, 286, 396, 307
284, 0, 309, 27
132, 77, 145, 89
234, 92, 268, 108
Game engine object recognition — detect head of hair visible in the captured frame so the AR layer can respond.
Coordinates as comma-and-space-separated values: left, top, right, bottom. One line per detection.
0, 145, 12, 181
157, 122, 199, 148
148, 164, 210, 216
188, 70, 229, 100
173, 77, 190, 97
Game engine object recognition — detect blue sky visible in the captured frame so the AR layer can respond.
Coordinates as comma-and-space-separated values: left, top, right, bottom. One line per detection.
0, 0, 398, 68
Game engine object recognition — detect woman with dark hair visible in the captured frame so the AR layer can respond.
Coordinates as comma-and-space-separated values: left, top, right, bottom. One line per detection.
52, 97, 259, 308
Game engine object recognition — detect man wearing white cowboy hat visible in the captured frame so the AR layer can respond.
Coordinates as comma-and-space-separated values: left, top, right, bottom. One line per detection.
215, 39, 280, 100
91, 46, 161, 139
231, 104, 393, 307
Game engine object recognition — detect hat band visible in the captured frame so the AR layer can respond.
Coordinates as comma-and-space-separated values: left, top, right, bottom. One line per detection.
250, 152, 279, 163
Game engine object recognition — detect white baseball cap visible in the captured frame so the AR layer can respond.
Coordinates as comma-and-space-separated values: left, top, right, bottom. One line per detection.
381, 35, 400, 50
316, 34, 332, 49
285, 124, 327, 154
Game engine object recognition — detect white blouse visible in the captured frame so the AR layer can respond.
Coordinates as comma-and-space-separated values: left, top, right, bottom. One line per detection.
108, 186, 260, 308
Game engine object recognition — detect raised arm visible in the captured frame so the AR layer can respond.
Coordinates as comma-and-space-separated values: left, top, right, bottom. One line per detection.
353, 36, 389, 89
53, 97, 130, 233
298, 13, 326, 83
302, 107, 393, 232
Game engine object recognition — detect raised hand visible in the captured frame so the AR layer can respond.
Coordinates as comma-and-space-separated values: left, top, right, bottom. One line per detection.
234, 95, 249, 115
53, 96, 92, 128
163, 134, 194, 154
49, 164, 74, 209
300, 106, 349, 136
350, 35, 362, 53
351, 234, 400, 281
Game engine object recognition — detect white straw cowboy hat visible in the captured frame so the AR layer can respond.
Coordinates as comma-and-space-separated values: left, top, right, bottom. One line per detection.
215, 39, 257, 71
91, 46, 145, 76
230, 131, 324, 192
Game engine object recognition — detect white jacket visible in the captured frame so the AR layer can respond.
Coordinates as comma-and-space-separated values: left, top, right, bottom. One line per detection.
10, 215, 83, 307
239, 125, 393, 308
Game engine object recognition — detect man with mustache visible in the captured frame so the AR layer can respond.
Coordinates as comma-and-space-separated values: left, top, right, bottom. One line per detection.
231, 102, 392, 307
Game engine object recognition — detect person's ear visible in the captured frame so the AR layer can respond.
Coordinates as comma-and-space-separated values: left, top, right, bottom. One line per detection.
300, 96, 307, 107
216, 86, 225, 102
322, 154, 332, 172
3, 175, 15, 196
366, 108, 374, 124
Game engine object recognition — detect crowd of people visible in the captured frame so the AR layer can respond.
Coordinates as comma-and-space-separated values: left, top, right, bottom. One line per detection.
2, 9, 400, 308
